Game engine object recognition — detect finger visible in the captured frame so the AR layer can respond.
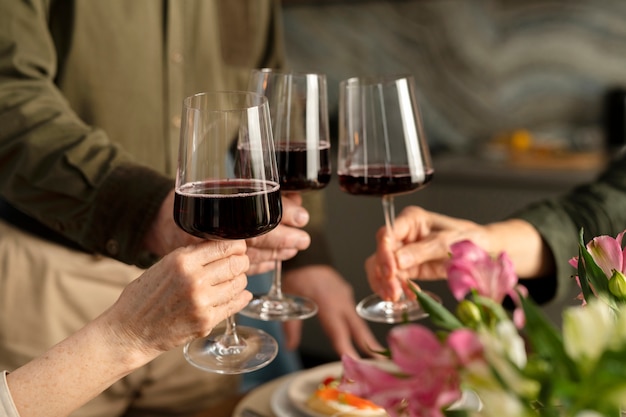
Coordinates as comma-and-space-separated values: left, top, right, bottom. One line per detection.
192, 253, 250, 287
246, 246, 299, 266
321, 316, 360, 359
193, 276, 252, 338
342, 312, 385, 357
207, 268, 249, 299
282, 191, 303, 206
183, 239, 248, 268
280, 194, 309, 227
395, 237, 450, 271
376, 227, 398, 279
202, 274, 251, 319
246, 259, 277, 276
356, 336, 386, 358
399, 261, 448, 281
366, 228, 404, 301
399, 279, 418, 301
246, 224, 310, 255
222, 286, 253, 316
365, 255, 401, 301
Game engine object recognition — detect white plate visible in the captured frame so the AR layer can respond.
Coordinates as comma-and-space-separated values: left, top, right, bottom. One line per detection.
287, 361, 343, 417
287, 360, 393, 417
270, 375, 311, 417
284, 360, 482, 417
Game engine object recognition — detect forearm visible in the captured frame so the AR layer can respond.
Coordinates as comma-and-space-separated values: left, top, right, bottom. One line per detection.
484, 219, 555, 279
6, 313, 156, 417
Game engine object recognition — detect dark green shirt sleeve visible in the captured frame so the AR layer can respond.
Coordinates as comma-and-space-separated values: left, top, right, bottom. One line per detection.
0, 1, 172, 267
513, 152, 626, 303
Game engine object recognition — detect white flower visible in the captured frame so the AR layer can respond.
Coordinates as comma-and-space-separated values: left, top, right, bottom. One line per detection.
471, 389, 527, 417
573, 411, 605, 417
610, 303, 626, 349
494, 320, 527, 368
464, 321, 539, 400
563, 298, 614, 371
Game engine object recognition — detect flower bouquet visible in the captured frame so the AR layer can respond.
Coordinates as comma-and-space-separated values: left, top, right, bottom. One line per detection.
338, 230, 626, 417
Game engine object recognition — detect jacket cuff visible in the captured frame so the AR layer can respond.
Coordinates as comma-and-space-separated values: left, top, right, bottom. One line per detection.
87, 163, 173, 267
513, 201, 580, 305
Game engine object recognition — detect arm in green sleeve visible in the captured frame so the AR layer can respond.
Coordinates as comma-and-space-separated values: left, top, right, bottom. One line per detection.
514, 153, 626, 302
0, 1, 171, 266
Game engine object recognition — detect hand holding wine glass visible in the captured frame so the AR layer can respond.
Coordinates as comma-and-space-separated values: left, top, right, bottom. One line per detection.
174, 90, 281, 373
241, 68, 331, 321
337, 74, 436, 324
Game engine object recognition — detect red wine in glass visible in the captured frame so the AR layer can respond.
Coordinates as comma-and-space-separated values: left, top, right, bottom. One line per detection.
276, 141, 331, 191
174, 179, 282, 240
339, 166, 434, 196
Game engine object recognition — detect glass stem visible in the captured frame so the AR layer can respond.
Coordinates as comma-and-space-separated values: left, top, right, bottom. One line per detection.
382, 194, 395, 233
219, 316, 244, 349
382, 195, 407, 302
266, 259, 284, 300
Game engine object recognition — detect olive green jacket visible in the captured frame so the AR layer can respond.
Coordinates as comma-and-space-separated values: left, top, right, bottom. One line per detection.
515, 152, 626, 303
0, 0, 286, 267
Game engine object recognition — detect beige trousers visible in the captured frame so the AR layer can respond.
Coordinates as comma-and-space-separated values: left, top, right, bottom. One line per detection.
0, 220, 238, 417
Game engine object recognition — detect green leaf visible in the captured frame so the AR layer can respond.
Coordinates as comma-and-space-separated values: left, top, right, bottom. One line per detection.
444, 410, 470, 417
412, 285, 464, 331
520, 296, 579, 381
576, 229, 594, 303
472, 294, 511, 323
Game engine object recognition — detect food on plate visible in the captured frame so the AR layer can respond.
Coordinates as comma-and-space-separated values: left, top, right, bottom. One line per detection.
306, 376, 388, 417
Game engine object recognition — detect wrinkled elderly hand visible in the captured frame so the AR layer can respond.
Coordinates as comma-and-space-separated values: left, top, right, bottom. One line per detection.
5, 239, 254, 417
364, 206, 550, 303
144, 190, 311, 276
104, 239, 252, 359
365, 206, 487, 302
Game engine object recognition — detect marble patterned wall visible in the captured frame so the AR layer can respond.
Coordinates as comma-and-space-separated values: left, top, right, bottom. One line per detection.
283, 0, 626, 153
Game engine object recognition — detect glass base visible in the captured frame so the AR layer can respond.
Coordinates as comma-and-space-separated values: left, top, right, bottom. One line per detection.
356, 292, 439, 324
183, 326, 278, 374
239, 294, 318, 321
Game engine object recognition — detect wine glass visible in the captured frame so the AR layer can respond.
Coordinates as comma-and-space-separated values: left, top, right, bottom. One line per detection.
337, 74, 435, 324
239, 68, 331, 321
174, 91, 281, 373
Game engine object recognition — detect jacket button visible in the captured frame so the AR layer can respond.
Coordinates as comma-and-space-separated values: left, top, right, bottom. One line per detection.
171, 51, 183, 64
105, 239, 120, 256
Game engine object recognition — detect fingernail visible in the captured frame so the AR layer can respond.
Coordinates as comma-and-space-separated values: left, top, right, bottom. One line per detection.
295, 209, 309, 226
297, 235, 311, 249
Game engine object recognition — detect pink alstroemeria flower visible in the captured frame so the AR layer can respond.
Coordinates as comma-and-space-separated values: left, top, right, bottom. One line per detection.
569, 230, 626, 303
446, 328, 484, 367
569, 231, 626, 278
446, 240, 527, 327
339, 324, 475, 417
